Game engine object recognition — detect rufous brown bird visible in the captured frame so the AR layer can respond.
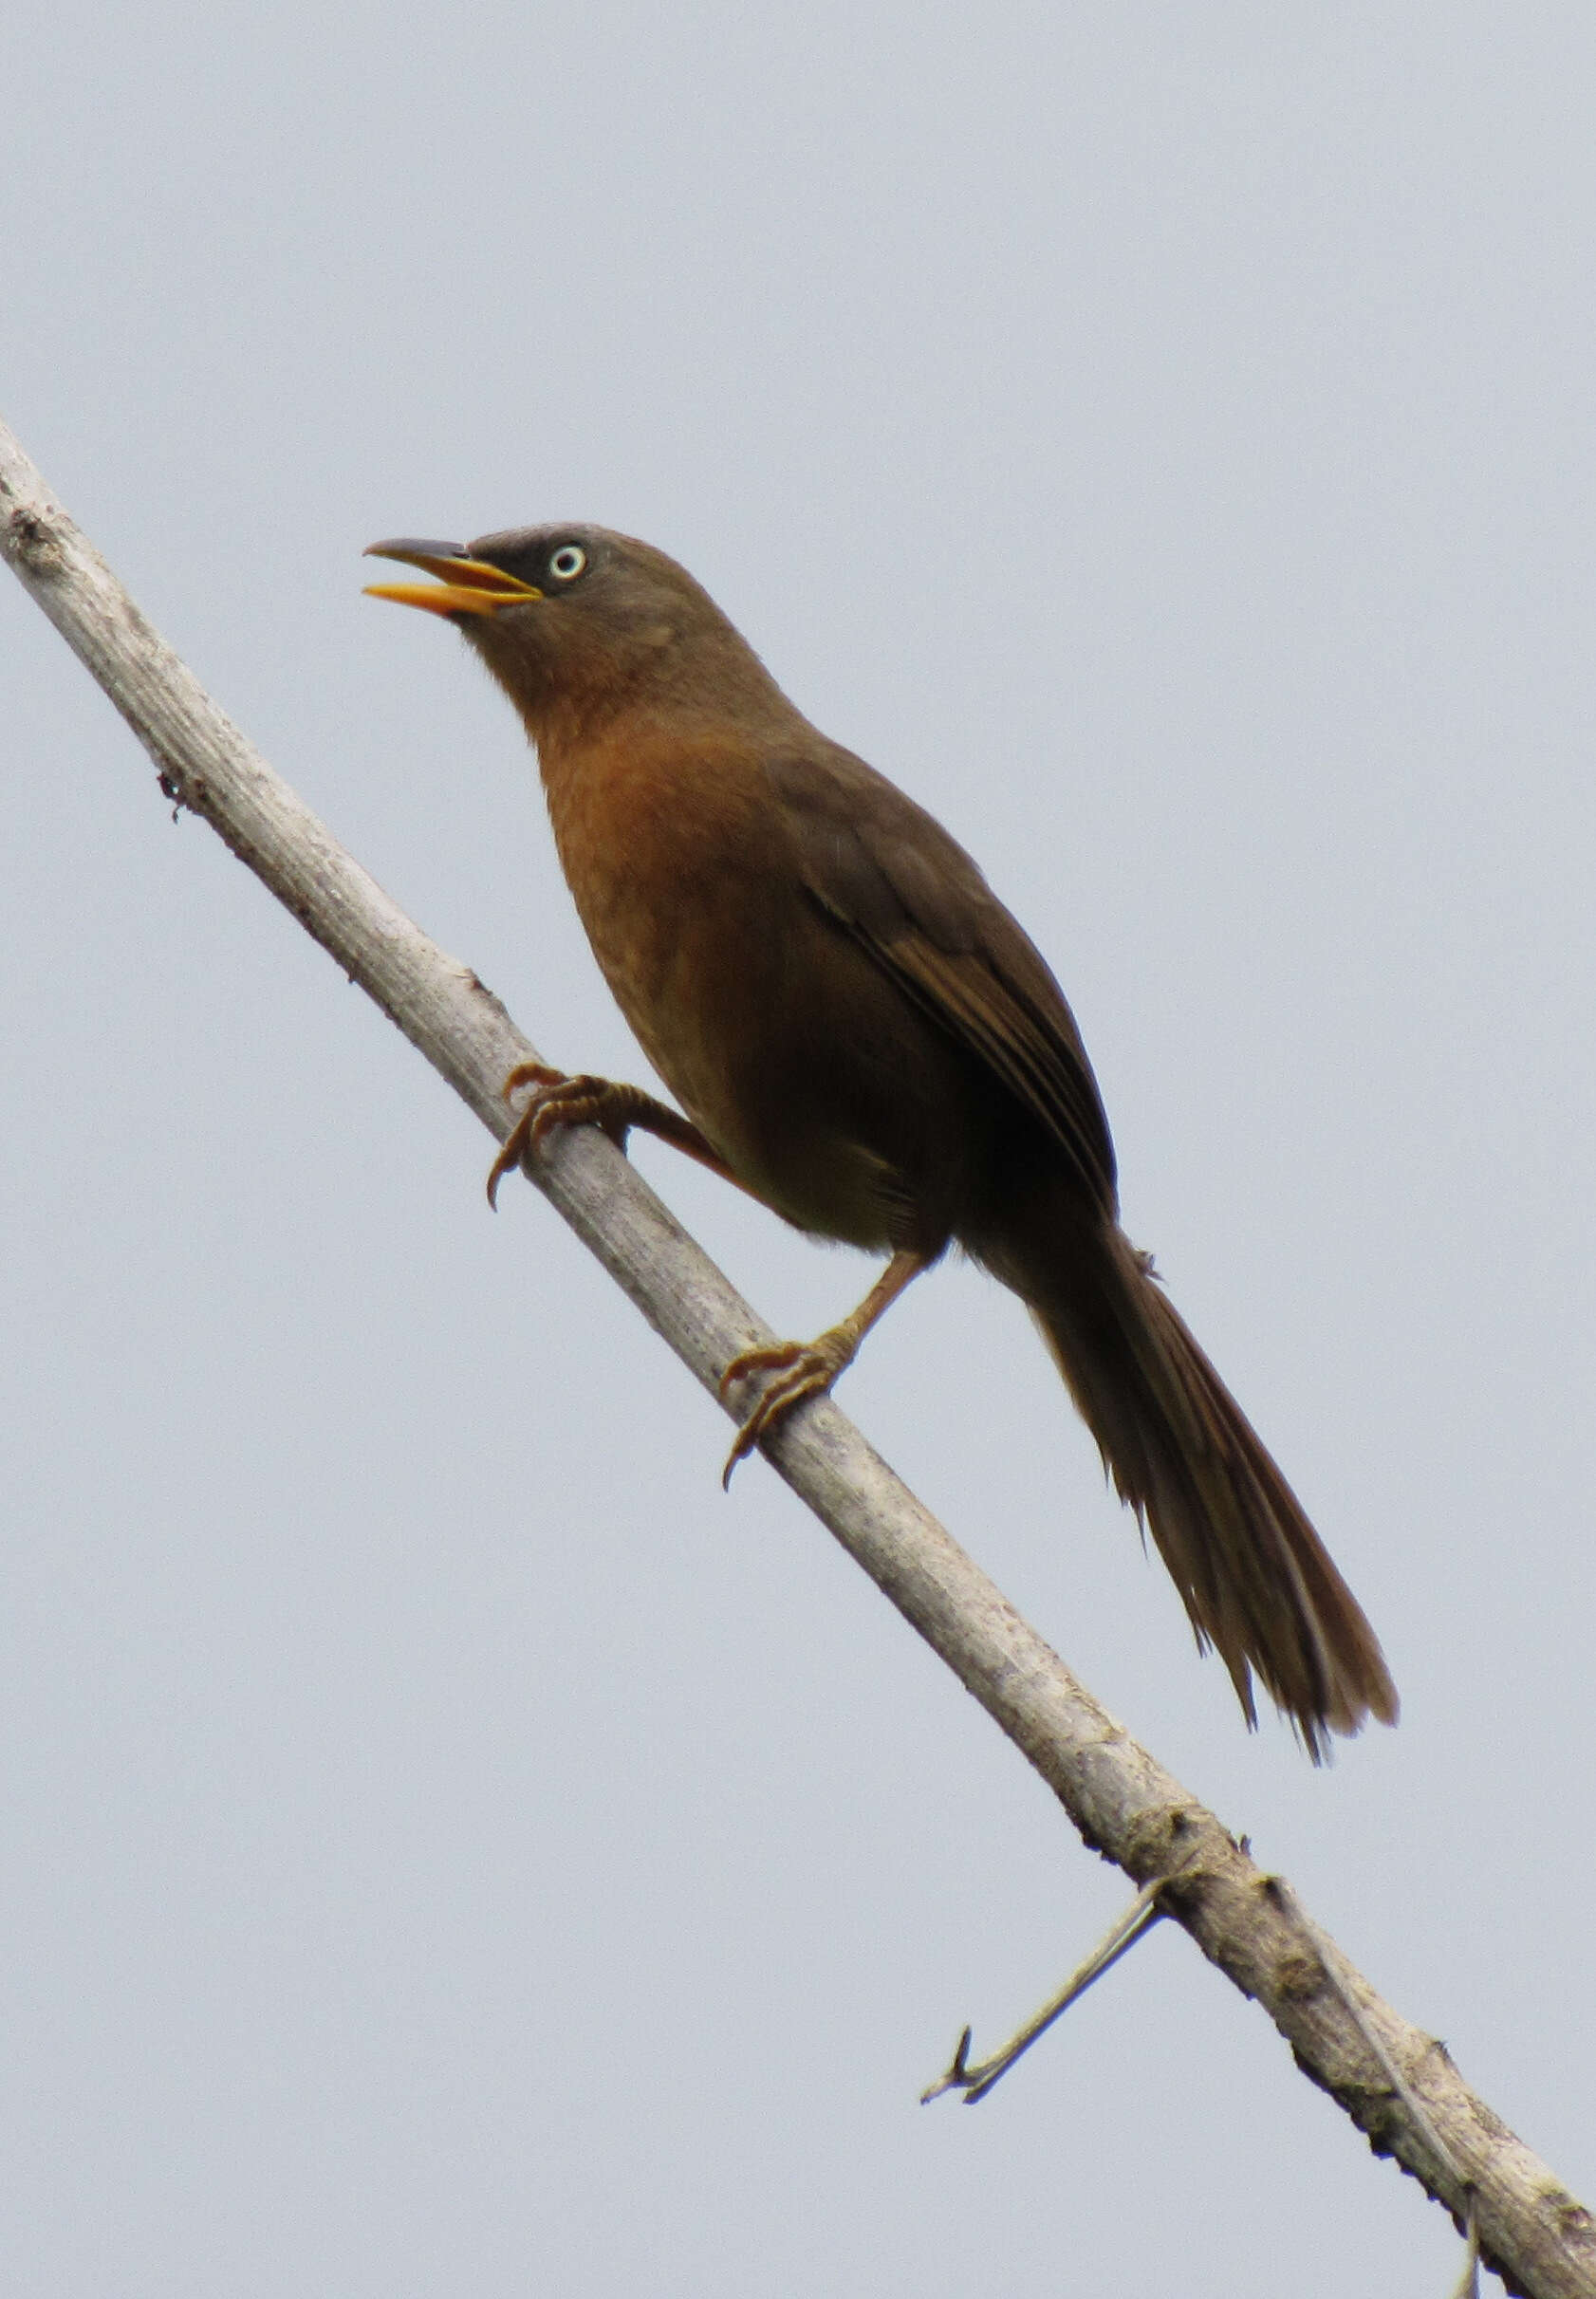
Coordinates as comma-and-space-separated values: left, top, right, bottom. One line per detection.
365, 525, 1398, 1758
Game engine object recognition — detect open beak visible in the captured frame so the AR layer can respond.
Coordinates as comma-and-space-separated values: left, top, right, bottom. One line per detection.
362, 539, 544, 619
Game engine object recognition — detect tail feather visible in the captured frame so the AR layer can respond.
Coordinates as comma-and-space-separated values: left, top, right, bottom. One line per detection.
1019, 1224, 1397, 1760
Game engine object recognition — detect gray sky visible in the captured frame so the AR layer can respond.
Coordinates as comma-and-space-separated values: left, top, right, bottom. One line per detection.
6, 6, 1593, 2292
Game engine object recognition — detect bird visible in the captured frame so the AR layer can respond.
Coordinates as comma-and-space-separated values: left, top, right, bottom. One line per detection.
364, 524, 1398, 1759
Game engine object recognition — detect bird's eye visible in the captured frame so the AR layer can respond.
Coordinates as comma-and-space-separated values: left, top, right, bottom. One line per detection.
548, 545, 587, 583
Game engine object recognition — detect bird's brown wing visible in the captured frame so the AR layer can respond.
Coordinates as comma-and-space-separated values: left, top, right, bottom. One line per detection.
764, 748, 1118, 1212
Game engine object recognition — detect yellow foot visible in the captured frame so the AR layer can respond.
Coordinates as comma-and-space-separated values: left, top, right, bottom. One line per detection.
486, 1065, 632, 1207
717, 1331, 858, 1488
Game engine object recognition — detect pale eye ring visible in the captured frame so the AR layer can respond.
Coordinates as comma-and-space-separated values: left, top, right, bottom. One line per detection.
548, 544, 586, 582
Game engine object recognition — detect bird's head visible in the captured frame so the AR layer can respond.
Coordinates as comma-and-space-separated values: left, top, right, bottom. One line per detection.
364, 524, 784, 743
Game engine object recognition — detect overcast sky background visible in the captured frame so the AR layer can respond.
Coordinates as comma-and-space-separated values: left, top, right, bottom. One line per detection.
6, 7, 1594, 2293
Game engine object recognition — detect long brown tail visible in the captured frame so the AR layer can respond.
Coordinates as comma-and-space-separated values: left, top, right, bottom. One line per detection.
1011, 1218, 1397, 1759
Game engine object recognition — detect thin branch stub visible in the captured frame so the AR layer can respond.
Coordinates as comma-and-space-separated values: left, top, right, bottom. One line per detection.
921, 1877, 1168, 2106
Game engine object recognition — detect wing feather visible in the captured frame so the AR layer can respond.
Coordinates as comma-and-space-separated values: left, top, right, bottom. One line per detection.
764, 747, 1118, 1212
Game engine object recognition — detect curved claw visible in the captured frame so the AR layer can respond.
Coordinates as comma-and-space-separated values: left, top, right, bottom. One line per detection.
718, 1337, 854, 1488
714, 1253, 928, 1486
486, 1066, 629, 1206
486, 1122, 529, 1210
487, 1064, 566, 1208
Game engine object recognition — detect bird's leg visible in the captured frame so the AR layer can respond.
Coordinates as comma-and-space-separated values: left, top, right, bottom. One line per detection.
718, 1248, 931, 1485
487, 1062, 741, 1207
